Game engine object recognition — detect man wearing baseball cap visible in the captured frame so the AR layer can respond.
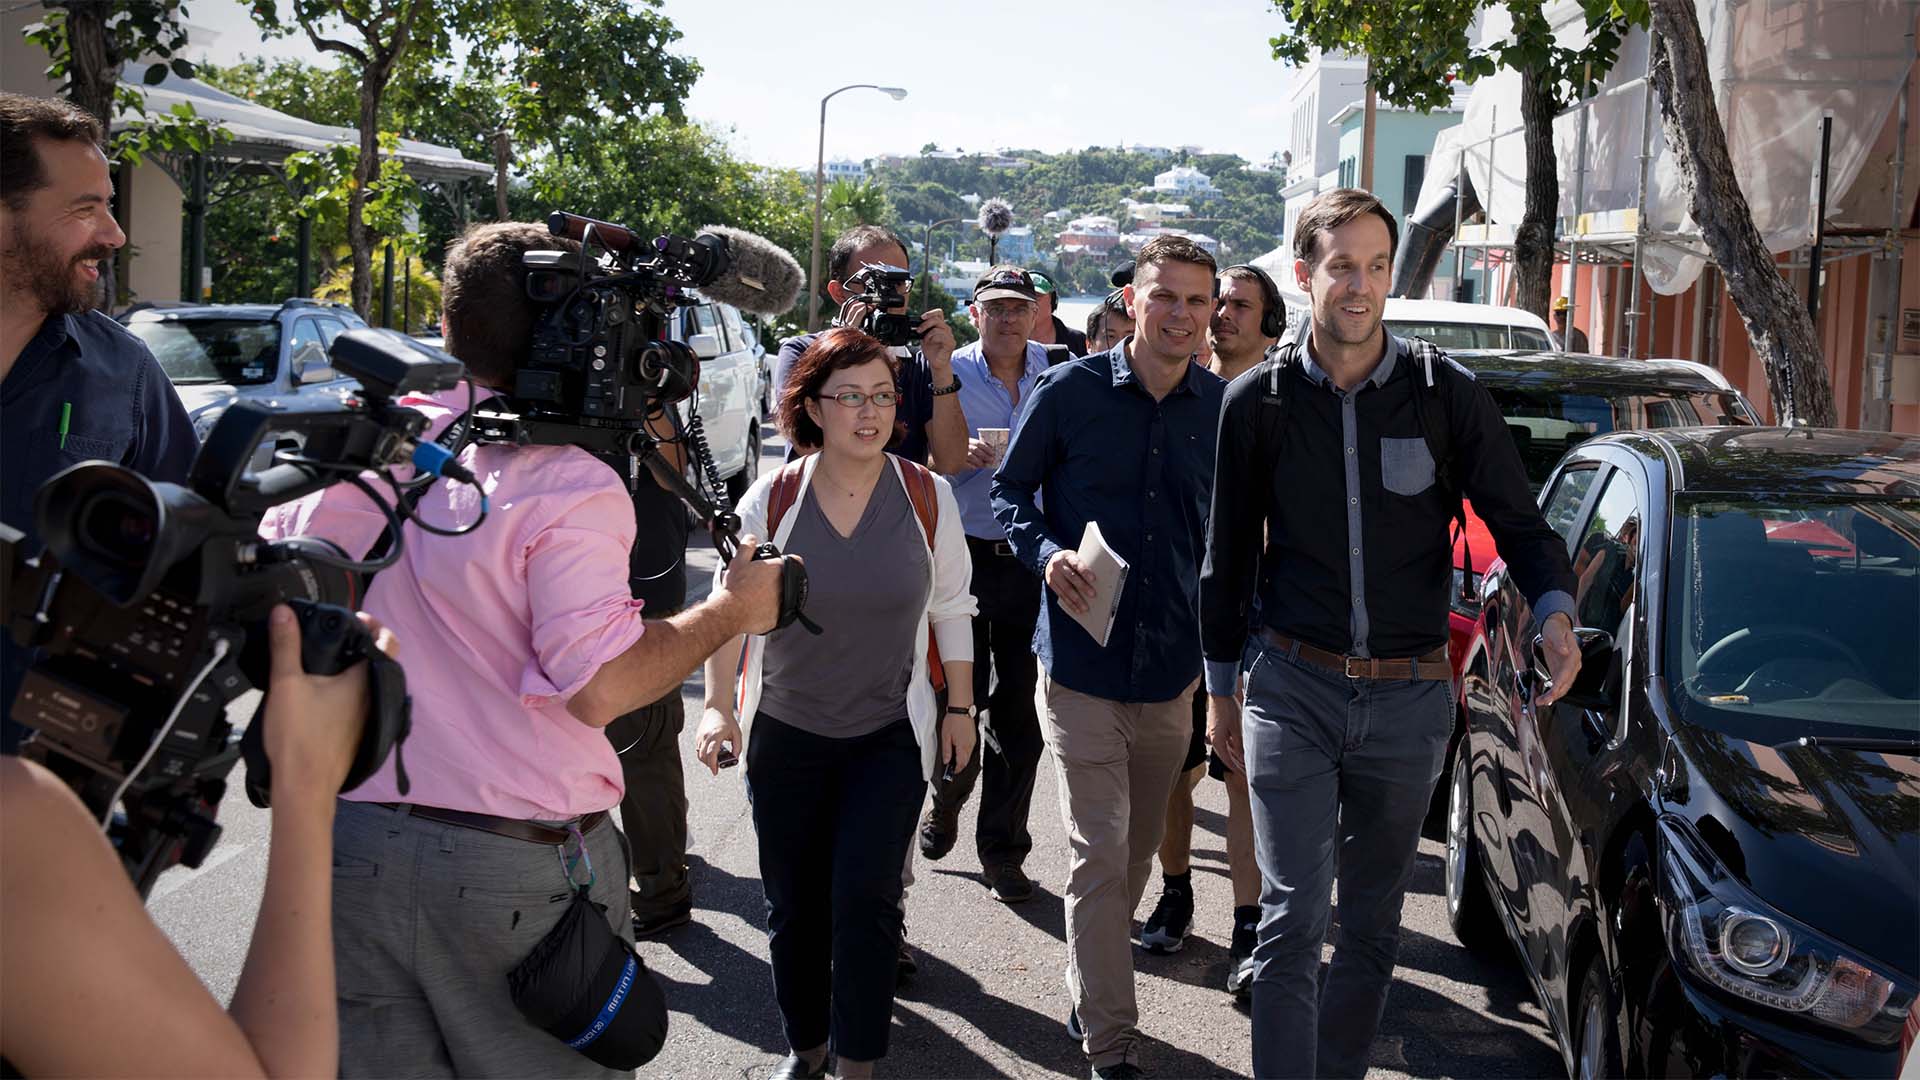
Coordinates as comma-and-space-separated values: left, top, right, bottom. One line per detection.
919, 266, 1054, 906
1026, 270, 1088, 358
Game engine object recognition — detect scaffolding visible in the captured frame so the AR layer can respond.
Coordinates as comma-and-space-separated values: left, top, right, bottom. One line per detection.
1432, 5, 1914, 386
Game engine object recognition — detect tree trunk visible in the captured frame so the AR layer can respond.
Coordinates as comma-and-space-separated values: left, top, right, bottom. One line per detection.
348, 85, 379, 317
1646, 0, 1835, 425
1511, 64, 1559, 320
494, 128, 511, 220
59, 2, 117, 129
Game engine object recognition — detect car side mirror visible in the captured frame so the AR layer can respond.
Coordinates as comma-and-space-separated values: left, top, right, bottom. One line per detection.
687, 332, 723, 359
1532, 627, 1621, 711
291, 342, 330, 384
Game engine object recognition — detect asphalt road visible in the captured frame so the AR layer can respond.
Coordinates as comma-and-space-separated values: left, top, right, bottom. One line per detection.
154, 430, 1567, 1079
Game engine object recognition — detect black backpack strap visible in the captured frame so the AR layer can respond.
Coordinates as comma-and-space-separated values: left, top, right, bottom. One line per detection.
1254, 341, 1299, 468
1402, 337, 1473, 602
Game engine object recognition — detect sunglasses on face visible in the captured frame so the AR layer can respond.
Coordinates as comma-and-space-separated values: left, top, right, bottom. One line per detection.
818, 390, 900, 408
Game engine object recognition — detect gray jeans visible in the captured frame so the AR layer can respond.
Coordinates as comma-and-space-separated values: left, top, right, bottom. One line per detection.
1242, 640, 1451, 1080
332, 800, 635, 1079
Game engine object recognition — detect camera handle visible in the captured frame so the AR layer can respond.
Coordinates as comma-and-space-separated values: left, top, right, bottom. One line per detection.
238, 599, 413, 810
628, 438, 821, 635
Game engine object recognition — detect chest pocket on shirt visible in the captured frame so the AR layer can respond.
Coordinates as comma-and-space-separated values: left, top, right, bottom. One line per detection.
1380, 437, 1435, 497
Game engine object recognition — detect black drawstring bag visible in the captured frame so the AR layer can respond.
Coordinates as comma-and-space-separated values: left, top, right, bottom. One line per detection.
508, 834, 668, 1069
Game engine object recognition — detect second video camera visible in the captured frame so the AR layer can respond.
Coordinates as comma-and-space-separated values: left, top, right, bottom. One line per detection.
1, 329, 468, 895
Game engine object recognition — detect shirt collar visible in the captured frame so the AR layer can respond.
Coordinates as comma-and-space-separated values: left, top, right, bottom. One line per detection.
1113, 337, 1205, 398
1298, 328, 1403, 391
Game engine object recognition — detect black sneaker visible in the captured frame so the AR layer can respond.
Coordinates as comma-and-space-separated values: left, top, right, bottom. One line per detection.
919, 803, 959, 860
1091, 1064, 1145, 1080
986, 864, 1035, 904
1138, 879, 1193, 954
631, 897, 692, 940
896, 935, 919, 986
770, 1051, 830, 1079
1226, 906, 1259, 998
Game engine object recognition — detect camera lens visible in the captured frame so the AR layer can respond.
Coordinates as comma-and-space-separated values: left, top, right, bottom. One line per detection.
76, 489, 158, 571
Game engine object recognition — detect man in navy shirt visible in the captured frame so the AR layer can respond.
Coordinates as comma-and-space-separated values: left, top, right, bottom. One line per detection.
0, 93, 197, 750
772, 224, 966, 473
992, 236, 1226, 1079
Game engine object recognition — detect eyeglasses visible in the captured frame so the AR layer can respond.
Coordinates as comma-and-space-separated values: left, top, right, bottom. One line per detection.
818, 390, 900, 408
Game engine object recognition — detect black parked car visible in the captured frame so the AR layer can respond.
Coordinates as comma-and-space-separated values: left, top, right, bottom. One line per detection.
1449, 426, 1919, 1079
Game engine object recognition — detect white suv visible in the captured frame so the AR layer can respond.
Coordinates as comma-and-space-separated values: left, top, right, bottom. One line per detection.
672, 296, 766, 505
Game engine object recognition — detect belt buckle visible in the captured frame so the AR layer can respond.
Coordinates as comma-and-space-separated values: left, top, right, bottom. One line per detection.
994, 542, 1013, 557
1344, 655, 1369, 680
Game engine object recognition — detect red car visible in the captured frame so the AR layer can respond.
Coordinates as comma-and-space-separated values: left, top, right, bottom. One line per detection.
1428, 351, 1758, 834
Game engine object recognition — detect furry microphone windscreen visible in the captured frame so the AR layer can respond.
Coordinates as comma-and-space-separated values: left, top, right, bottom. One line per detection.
977, 198, 1014, 238
697, 225, 805, 316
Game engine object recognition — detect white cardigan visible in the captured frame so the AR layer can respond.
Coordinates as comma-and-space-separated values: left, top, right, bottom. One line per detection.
718, 452, 978, 781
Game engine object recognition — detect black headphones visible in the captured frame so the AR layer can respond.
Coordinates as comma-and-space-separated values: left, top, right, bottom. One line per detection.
1223, 264, 1286, 340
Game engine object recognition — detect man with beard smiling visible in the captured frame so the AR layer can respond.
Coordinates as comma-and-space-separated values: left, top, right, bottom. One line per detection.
0, 93, 195, 751
992, 235, 1225, 1079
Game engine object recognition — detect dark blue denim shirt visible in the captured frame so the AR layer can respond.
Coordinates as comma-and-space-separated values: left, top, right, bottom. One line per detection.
2, 311, 197, 750
991, 341, 1225, 702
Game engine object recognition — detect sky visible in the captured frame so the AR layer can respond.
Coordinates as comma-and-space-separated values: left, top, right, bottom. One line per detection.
185, 0, 1307, 168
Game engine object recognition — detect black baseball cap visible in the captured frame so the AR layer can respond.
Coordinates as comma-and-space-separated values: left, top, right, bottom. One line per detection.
973, 265, 1039, 304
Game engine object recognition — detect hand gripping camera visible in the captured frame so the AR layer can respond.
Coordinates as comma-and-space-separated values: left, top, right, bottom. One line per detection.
846, 263, 919, 348
0, 330, 472, 896
470, 210, 818, 634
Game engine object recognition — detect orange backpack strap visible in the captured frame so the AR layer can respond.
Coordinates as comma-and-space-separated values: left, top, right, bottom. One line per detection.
894, 459, 947, 694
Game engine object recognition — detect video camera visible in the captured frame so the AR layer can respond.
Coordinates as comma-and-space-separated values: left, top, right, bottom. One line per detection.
847, 263, 919, 348
472, 210, 818, 634
0, 329, 471, 897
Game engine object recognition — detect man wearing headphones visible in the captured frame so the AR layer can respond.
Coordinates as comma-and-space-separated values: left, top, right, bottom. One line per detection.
1137, 265, 1280, 1002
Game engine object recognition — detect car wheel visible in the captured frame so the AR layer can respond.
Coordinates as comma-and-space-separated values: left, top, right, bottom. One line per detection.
1445, 737, 1503, 957
724, 422, 762, 508
1573, 957, 1625, 1080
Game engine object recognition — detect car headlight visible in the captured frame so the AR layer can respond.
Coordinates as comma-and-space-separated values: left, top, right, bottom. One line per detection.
1449, 567, 1483, 619
1658, 817, 1914, 1043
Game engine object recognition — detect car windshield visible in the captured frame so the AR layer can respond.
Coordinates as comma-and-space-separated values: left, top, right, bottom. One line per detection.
1387, 321, 1552, 351
1485, 386, 1751, 490
130, 318, 279, 386
1665, 496, 1920, 741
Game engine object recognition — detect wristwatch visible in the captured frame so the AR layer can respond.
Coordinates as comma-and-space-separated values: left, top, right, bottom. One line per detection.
945, 704, 977, 718
930, 373, 963, 397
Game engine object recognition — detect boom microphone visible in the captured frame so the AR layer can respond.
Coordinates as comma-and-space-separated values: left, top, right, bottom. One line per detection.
697, 224, 805, 317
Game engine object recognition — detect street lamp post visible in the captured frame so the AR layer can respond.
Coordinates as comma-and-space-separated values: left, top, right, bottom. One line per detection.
806, 83, 908, 331
919, 216, 963, 313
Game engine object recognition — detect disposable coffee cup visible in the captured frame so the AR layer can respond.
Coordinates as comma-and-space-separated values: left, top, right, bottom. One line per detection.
978, 428, 1010, 457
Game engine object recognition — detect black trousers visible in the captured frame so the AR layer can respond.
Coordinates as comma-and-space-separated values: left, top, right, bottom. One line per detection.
932, 536, 1044, 869
606, 692, 690, 917
747, 713, 924, 1062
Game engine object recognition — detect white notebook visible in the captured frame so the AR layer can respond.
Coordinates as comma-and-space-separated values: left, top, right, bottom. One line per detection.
1067, 521, 1130, 648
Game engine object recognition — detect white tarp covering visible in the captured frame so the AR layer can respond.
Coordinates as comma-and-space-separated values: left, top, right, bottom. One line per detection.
115, 69, 492, 183
1441, 0, 1917, 294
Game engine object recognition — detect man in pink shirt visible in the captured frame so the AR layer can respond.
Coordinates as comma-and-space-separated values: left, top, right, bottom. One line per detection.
261, 222, 785, 1078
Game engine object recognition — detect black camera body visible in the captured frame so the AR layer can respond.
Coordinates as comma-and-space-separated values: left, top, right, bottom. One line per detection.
849, 263, 919, 348
0, 329, 461, 896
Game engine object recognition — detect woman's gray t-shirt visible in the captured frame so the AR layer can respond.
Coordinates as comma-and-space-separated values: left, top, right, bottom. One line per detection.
759, 472, 932, 738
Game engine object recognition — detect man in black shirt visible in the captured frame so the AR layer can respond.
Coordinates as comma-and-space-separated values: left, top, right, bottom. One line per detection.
606, 416, 696, 938
772, 224, 965, 472
0, 93, 196, 751
1199, 189, 1582, 1079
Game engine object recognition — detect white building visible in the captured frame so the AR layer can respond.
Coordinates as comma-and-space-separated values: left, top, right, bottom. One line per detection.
1127, 144, 1173, 159
825, 158, 866, 183
1153, 165, 1215, 197
1279, 49, 1370, 258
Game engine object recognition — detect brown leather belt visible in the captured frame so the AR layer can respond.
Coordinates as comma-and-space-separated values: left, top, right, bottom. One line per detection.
1259, 628, 1451, 682
376, 802, 610, 845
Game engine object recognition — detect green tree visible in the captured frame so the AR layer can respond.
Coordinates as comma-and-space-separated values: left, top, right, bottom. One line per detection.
1266, 0, 1647, 318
